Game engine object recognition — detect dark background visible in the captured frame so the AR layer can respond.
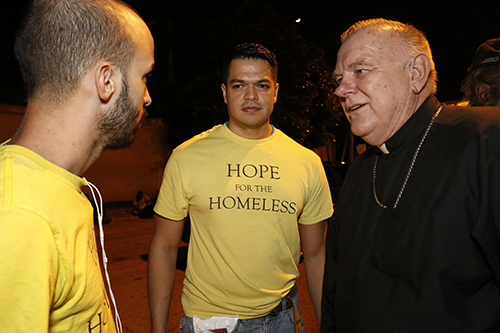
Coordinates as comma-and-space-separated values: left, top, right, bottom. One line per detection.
1, 0, 498, 106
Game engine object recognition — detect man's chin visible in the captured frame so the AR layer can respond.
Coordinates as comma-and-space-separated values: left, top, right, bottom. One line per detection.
105, 136, 135, 150
349, 123, 366, 138
350, 127, 376, 145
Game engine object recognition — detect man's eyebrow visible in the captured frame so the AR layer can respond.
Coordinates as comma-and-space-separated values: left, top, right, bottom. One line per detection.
333, 60, 371, 78
229, 78, 271, 84
347, 60, 370, 69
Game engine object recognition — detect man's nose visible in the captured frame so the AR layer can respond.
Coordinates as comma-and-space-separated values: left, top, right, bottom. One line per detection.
245, 86, 258, 101
144, 87, 152, 107
334, 76, 355, 98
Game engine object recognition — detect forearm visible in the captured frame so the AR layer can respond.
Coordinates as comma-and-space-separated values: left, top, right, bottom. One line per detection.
147, 238, 179, 333
299, 220, 327, 325
304, 250, 325, 324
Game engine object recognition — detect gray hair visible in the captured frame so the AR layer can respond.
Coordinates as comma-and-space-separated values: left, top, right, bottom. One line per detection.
461, 67, 500, 106
341, 18, 438, 93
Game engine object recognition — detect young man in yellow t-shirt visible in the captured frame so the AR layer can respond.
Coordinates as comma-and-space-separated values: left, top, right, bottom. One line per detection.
148, 43, 333, 333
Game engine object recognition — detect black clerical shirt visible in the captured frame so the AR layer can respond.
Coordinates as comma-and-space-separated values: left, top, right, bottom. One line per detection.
322, 95, 500, 332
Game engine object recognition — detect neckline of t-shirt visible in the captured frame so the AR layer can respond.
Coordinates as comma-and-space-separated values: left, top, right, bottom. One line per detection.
222, 122, 278, 146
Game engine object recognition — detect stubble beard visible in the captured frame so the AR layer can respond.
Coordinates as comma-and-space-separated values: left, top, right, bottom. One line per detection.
98, 75, 142, 150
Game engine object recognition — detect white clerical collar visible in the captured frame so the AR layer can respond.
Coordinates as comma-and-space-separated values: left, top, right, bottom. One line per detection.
378, 143, 390, 154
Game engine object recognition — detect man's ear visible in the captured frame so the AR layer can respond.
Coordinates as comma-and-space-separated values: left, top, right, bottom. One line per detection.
221, 83, 228, 104
410, 53, 431, 94
475, 82, 491, 106
274, 83, 279, 103
95, 62, 116, 103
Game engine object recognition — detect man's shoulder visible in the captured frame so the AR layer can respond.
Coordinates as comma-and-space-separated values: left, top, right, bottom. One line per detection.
275, 129, 322, 159
441, 104, 500, 131
431, 104, 500, 157
174, 124, 225, 152
0, 206, 52, 229
1, 148, 84, 220
443, 103, 500, 118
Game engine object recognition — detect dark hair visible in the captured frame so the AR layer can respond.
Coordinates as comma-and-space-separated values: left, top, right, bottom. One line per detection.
136, 190, 144, 201
461, 66, 500, 106
222, 43, 278, 84
14, 0, 138, 103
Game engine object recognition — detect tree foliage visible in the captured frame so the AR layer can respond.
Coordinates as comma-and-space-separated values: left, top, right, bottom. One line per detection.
146, 1, 344, 150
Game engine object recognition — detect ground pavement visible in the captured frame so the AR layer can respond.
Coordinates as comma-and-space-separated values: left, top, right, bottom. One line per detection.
99, 207, 320, 333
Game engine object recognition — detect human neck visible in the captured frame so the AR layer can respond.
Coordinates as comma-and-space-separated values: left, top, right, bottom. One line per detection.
227, 122, 274, 140
10, 99, 102, 176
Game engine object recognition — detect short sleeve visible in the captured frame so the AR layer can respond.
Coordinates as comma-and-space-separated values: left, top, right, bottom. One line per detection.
0, 208, 58, 332
154, 152, 189, 220
298, 156, 334, 225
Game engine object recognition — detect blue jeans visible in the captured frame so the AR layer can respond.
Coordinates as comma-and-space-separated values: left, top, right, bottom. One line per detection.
179, 292, 305, 333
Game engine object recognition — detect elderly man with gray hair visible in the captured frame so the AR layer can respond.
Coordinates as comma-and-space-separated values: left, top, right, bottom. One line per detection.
322, 18, 500, 332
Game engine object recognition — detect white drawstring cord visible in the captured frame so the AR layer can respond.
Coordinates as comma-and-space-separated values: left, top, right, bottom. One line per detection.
86, 181, 123, 333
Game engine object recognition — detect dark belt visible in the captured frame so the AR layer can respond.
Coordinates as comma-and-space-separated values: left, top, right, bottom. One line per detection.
266, 284, 297, 317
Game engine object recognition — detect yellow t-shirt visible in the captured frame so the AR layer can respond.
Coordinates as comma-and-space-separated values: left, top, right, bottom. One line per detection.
155, 125, 333, 319
0, 144, 116, 332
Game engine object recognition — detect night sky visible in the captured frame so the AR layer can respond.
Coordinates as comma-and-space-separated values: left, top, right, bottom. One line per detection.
1, 0, 499, 104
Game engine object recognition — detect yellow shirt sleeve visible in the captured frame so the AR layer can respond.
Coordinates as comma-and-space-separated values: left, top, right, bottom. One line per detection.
0, 208, 58, 332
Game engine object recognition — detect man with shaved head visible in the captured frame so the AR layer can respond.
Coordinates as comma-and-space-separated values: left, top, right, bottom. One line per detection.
0, 0, 154, 331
